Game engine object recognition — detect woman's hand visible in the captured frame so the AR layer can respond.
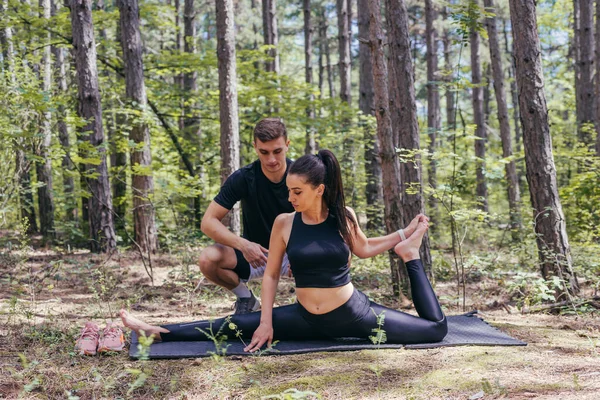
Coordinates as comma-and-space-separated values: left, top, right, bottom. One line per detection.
244, 322, 273, 352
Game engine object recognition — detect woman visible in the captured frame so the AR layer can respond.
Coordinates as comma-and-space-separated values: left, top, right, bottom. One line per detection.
120, 150, 447, 350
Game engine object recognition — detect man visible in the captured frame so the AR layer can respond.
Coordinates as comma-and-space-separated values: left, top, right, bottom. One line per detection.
200, 118, 295, 314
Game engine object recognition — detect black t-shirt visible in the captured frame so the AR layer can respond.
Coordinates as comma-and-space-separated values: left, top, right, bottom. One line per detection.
213, 159, 294, 249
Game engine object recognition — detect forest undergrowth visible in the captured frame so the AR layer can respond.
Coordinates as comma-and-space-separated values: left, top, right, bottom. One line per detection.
1, 229, 599, 399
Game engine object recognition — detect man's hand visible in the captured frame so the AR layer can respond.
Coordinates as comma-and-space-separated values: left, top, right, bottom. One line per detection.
240, 240, 269, 268
244, 321, 273, 352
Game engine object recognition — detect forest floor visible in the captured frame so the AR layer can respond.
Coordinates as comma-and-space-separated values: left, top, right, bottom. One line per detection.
1, 241, 599, 399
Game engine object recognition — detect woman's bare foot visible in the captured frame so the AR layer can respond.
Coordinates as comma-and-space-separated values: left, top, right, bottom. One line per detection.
402, 214, 429, 240
395, 221, 429, 262
120, 309, 169, 341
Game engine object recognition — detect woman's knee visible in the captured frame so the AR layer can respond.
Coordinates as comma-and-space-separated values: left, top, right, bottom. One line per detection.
429, 317, 448, 342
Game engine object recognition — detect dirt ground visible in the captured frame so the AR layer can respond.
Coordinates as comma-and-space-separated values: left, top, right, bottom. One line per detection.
1, 247, 599, 399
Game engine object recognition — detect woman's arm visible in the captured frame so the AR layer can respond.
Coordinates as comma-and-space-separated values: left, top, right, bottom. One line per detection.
244, 214, 290, 352
348, 207, 426, 259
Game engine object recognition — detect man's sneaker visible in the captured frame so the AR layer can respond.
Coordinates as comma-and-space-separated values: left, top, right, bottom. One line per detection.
233, 292, 261, 314
98, 322, 125, 353
75, 322, 100, 356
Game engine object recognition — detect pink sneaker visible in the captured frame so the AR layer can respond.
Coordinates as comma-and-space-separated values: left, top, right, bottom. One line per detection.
75, 322, 100, 356
98, 322, 125, 353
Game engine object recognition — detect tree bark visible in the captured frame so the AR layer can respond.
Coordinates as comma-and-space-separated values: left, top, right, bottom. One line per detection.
304, 0, 316, 154
52, 0, 77, 223
425, 0, 440, 231
37, 0, 56, 239
262, 0, 279, 73
469, 15, 488, 212
576, 0, 595, 145
386, 0, 432, 277
216, 0, 241, 235
442, 6, 455, 133
70, 0, 117, 252
368, 0, 407, 299
484, 0, 521, 238
320, 8, 335, 99
183, 0, 202, 228
119, 0, 158, 253
596, 0, 600, 156
508, 0, 579, 298
337, 0, 351, 104
358, 0, 383, 231
109, 0, 128, 235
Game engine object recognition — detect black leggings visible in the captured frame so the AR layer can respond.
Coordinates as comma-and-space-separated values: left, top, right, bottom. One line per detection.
160, 259, 447, 344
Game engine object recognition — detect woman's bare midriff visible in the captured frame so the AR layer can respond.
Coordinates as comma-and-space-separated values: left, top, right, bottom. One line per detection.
296, 282, 354, 314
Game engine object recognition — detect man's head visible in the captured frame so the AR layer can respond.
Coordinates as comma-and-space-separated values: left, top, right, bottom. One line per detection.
253, 118, 290, 176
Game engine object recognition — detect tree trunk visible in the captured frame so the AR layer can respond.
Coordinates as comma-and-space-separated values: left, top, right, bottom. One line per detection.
320, 8, 335, 99
358, 0, 382, 231
119, 0, 158, 253
304, 0, 316, 154
3, 1, 37, 233
70, 0, 117, 252
483, 63, 491, 124
596, 0, 600, 156
508, 0, 579, 298
502, 18, 525, 195
469, 16, 488, 212
37, 0, 56, 239
484, 0, 521, 238
183, 0, 202, 228
368, 0, 407, 300
216, 0, 241, 235
425, 0, 440, 232
110, 0, 128, 235
576, 0, 595, 145
442, 6, 455, 133
337, 0, 351, 104
262, 0, 279, 73
51, 0, 77, 223
386, 0, 432, 279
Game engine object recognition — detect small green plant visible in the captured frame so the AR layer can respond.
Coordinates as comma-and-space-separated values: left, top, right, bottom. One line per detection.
368, 309, 387, 395
196, 317, 231, 362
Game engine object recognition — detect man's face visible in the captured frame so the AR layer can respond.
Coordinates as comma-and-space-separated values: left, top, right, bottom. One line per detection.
254, 136, 290, 175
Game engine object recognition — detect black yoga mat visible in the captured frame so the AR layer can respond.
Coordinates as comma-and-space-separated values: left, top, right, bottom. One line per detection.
129, 311, 526, 359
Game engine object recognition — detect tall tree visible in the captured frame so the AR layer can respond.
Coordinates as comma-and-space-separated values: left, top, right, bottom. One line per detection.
469, 5, 488, 212
425, 0, 440, 230
110, 0, 128, 235
358, 0, 382, 230
596, 0, 600, 156
52, 0, 77, 223
319, 7, 335, 99
337, 0, 351, 104
2, 0, 37, 233
576, 0, 595, 144
70, 0, 117, 252
386, 0, 432, 275
37, 0, 56, 239
183, 0, 203, 227
442, 6, 456, 132
508, 0, 579, 297
119, 0, 158, 253
215, 0, 240, 234
262, 0, 279, 73
484, 0, 521, 237
304, 0, 316, 154
368, 0, 409, 302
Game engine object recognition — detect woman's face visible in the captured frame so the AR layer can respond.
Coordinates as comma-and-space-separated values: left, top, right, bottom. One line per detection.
286, 173, 324, 212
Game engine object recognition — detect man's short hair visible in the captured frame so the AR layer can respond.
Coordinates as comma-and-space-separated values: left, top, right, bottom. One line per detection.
254, 118, 287, 142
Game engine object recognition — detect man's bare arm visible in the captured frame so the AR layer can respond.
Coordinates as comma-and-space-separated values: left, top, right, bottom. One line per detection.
200, 201, 268, 267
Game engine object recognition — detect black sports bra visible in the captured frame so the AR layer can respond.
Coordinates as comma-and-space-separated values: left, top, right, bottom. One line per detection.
286, 212, 351, 288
